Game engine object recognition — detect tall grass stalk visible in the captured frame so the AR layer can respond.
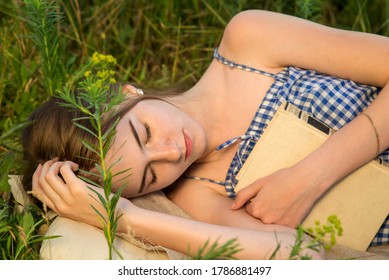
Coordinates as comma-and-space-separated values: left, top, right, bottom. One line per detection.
296, 0, 323, 20
385, 0, 389, 36
57, 52, 129, 260
23, 0, 64, 96
352, 0, 371, 32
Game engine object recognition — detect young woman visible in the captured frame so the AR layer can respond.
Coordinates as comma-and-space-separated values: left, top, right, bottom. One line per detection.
22, 10, 389, 259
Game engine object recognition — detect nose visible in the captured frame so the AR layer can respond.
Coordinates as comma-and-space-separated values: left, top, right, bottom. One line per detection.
149, 141, 181, 162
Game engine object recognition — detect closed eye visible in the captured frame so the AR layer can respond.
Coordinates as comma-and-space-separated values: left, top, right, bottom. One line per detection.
129, 120, 156, 193
150, 164, 157, 184
144, 122, 152, 144
144, 122, 157, 184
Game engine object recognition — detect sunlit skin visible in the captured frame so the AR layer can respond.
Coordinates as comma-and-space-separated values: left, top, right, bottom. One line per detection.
108, 98, 208, 197
29, 10, 389, 259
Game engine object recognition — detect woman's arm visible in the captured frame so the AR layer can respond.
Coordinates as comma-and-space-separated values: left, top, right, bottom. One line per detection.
124, 200, 314, 260
221, 10, 389, 87
32, 160, 323, 259
224, 10, 389, 227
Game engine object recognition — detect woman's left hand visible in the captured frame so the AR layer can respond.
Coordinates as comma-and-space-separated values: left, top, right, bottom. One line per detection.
230, 165, 323, 228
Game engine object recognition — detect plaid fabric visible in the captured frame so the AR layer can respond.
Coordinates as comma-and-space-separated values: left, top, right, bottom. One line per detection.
212, 48, 388, 246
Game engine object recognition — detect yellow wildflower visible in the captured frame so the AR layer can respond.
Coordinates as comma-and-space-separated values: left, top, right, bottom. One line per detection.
91, 52, 100, 64
91, 52, 117, 66
106, 55, 117, 64
84, 70, 92, 78
96, 70, 108, 79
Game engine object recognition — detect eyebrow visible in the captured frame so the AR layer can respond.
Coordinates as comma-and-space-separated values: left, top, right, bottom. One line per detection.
129, 120, 142, 149
129, 120, 148, 194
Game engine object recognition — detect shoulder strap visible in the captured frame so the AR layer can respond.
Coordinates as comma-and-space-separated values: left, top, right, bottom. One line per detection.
213, 48, 276, 78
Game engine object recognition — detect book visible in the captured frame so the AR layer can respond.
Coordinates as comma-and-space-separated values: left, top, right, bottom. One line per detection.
235, 102, 389, 251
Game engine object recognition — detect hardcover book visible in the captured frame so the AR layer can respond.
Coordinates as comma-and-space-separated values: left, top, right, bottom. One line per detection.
235, 102, 389, 251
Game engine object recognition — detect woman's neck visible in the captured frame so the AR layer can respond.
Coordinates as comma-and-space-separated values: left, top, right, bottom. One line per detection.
166, 70, 230, 158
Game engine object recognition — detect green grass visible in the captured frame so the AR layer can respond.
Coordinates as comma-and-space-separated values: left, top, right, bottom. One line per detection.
0, 0, 388, 260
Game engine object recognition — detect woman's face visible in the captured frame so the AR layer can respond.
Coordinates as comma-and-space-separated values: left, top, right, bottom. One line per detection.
107, 98, 207, 198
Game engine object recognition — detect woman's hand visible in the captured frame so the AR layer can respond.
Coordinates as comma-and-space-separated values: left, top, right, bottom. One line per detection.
32, 160, 324, 259
231, 165, 323, 228
31, 159, 131, 229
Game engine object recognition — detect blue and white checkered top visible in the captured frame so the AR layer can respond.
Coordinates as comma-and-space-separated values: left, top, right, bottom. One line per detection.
188, 48, 388, 246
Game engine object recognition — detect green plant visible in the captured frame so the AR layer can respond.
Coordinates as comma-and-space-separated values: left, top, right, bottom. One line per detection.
0, 0, 387, 260
191, 215, 343, 260
57, 52, 129, 260
0, 199, 53, 260
189, 238, 242, 260
23, 0, 65, 96
295, 0, 323, 20
267, 215, 343, 260
305, 215, 343, 250
288, 215, 343, 260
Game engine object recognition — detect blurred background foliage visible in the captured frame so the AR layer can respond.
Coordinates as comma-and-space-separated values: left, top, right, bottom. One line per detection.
0, 0, 388, 259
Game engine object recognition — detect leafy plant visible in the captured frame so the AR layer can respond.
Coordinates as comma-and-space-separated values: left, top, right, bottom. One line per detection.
305, 215, 343, 250
0, 199, 53, 260
57, 52, 129, 260
23, 0, 65, 96
267, 215, 343, 260
295, 0, 323, 20
191, 215, 343, 260
189, 238, 242, 260
0, 0, 386, 260
288, 215, 343, 260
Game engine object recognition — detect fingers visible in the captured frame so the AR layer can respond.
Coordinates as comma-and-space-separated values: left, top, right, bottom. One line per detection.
31, 159, 79, 213
42, 160, 66, 200
230, 183, 262, 210
31, 163, 45, 201
54, 161, 79, 187
30, 159, 115, 227
32, 160, 58, 211
245, 197, 263, 219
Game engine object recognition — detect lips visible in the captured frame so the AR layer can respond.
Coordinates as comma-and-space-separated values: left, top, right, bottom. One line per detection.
183, 131, 192, 160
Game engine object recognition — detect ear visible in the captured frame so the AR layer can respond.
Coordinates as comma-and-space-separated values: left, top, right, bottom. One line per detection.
121, 84, 143, 97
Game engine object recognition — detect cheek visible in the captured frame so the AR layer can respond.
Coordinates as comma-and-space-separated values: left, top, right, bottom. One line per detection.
156, 165, 185, 188
120, 186, 140, 198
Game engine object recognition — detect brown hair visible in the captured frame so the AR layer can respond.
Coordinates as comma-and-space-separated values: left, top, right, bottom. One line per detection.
21, 85, 182, 192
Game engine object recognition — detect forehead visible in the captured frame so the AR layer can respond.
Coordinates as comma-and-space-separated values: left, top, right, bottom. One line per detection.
117, 99, 182, 129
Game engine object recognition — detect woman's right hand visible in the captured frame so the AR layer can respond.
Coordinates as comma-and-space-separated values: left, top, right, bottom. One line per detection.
31, 159, 132, 229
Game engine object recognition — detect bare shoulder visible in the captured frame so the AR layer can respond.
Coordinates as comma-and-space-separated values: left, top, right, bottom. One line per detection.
219, 10, 389, 86
217, 10, 281, 71
219, 10, 301, 66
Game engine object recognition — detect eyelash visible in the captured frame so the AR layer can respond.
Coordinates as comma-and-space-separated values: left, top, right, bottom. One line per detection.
144, 123, 152, 144
144, 122, 157, 184
150, 166, 157, 184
